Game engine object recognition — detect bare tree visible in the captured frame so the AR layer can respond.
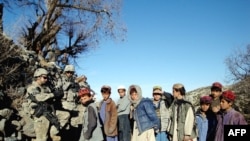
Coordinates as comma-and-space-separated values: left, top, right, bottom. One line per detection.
225, 45, 250, 82
0, 0, 126, 111
225, 45, 250, 122
2, 0, 126, 61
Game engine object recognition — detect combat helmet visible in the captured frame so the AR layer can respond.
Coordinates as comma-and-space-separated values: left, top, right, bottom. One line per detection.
64, 65, 75, 72
34, 68, 48, 77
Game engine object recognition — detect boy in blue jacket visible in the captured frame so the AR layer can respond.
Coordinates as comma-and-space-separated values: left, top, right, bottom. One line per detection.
196, 95, 212, 141
128, 84, 160, 141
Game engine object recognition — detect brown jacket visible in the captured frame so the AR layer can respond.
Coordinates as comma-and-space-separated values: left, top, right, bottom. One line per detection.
99, 98, 118, 136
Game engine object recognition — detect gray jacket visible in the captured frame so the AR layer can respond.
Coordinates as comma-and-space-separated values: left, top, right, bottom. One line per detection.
79, 102, 103, 141
117, 95, 131, 116
152, 99, 171, 132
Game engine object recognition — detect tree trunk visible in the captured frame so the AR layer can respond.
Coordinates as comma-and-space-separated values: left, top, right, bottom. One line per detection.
0, 3, 3, 33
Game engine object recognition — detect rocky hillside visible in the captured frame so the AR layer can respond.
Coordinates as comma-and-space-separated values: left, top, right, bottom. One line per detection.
186, 83, 250, 124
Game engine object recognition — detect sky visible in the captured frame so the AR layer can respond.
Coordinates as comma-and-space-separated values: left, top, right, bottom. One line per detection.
3, 0, 250, 102
75, 0, 250, 102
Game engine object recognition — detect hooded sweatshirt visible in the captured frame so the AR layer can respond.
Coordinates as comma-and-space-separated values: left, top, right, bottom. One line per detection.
127, 84, 160, 135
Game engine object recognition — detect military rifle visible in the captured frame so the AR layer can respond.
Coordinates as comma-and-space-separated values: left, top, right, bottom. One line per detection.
28, 93, 60, 130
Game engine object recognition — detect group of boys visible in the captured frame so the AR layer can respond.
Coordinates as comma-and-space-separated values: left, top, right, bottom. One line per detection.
2, 63, 247, 141
196, 82, 247, 141
78, 82, 248, 141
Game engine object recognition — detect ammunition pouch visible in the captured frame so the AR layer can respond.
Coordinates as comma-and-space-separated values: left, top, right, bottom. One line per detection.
70, 110, 79, 117
53, 88, 64, 99
67, 82, 80, 93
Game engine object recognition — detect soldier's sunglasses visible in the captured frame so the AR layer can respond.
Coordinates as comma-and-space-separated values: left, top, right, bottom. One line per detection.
41, 76, 47, 79
66, 71, 74, 74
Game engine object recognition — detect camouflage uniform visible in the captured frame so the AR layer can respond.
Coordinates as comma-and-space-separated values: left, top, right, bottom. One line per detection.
61, 65, 81, 127
47, 67, 70, 130
77, 75, 91, 89
46, 47, 56, 62
25, 68, 61, 141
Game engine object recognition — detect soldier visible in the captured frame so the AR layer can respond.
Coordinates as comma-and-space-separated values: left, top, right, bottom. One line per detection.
46, 66, 71, 131
77, 75, 91, 89
61, 65, 81, 128
25, 68, 61, 141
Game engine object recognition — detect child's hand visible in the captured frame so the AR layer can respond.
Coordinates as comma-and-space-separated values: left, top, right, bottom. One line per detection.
183, 135, 192, 141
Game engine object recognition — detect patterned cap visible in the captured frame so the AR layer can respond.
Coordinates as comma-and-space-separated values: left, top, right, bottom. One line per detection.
221, 90, 236, 102
78, 88, 91, 97
200, 95, 212, 104
212, 82, 222, 89
153, 85, 162, 91
153, 85, 162, 94
173, 83, 184, 89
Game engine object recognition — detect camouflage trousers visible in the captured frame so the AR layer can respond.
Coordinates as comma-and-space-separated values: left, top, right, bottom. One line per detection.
70, 104, 85, 128
56, 110, 70, 128
61, 101, 83, 127
34, 116, 50, 141
34, 116, 59, 141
